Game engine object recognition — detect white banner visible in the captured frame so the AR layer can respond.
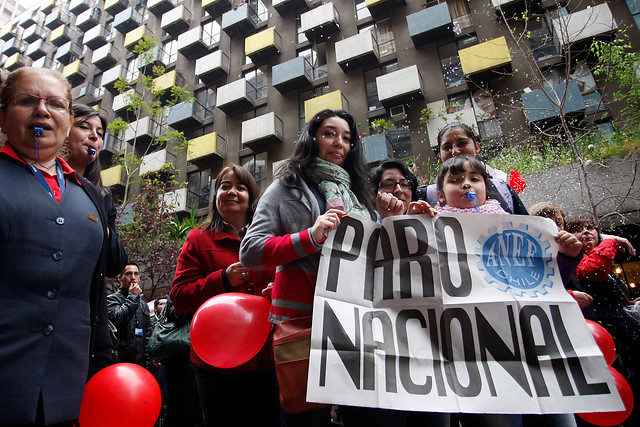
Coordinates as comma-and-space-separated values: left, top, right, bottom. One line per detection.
308, 213, 623, 414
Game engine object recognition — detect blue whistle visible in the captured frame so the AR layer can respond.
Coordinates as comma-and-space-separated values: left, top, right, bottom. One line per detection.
466, 192, 480, 212
88, 147, 97, 156
34, 126, 43, 137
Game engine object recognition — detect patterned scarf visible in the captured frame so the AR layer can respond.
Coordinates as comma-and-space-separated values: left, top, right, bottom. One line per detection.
310, 158, 367, 216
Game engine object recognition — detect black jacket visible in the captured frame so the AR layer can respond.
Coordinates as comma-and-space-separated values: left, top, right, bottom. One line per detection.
107, 287, 153, 368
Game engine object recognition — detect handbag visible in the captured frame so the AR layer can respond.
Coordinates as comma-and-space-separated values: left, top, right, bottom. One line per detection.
148, 320, 191, 360
272, 315, 329, 414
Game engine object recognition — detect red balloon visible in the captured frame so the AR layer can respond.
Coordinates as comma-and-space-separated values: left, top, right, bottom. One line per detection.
191, 292, 272, 368
585, 320, 616, 365
578, 367, 634, 426
79, 363, 161, 427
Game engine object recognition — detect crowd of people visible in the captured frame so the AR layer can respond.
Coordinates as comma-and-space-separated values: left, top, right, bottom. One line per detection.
0, 66, 638, 427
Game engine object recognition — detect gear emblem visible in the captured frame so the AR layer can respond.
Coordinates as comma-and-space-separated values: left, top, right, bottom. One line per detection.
476, 222, 554, 298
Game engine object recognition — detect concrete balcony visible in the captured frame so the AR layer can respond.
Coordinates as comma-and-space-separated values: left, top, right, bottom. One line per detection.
26, 39, 48, 61
148, 0, 179, 16
195, 49, 230, 84
0, 38, 26, 57
31, 55, 59, 71
163, 188, 188, 214
273, 0, 310, 16
161, 4, 192, 37
177, 26, 212, 58
552, 3, 617, 49
0, 23, 20, 42
137, 46, 168, 75
241, 112, 284, 150
102, 65, 127, 92
44, 9, 71, 30
18, 10, 43, 29
362, 132, 393, 164
300, 3, 340, 42
69, 0, 95, 15
521, 80, 585, 123
187, 132, 226, 165
24, 24, 47, 44
375, 65, 424, 108
102, 132, 126, 154
406, 2, 453, 47
201, 0, 232, 19
114, 7, 144, 34
75, 82, 104, 103
3, 52, 27, 71
125, 116, 158, 147
75, 8, 101, 32
54, 41, 83, 65
39, 0, 56, 15
62, 59, 89, 87
49, 25, 74, 47
101, 164, 126, 188
221, 3, 263, 38
491, 0, 538, 17
168, 101, 206, 131
365, 0, 406, 19
153, 70, 186, 103
303, 90, 347, 122
140, 149, 175, 176
83, 24, 110, 51
245, 27, 281, 64
272, 56, 312, 93
91, 43, 120, 71
459, 36, 512, 80
335, 31, 380, 71
217, 79, 258, 114
112, 90, 134, 116
123, 25, 148, 51
104, 0, 129, 17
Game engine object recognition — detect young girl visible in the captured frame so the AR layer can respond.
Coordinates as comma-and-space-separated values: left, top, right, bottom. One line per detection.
435, 155, 508, 214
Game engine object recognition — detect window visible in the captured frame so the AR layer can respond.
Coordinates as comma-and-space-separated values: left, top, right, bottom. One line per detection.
448, 0, 472, 35
439, 35, 477, 88
296, 14, 307, 44
106, 19, 116, 41
364, 62, 399, 111
93, 73, 105, 98
570, 62, 603, 114
202, 20, 221, 46
245, 67, 268, 102
528, 8, 566, 61
447, 89, 503, 140
388, 122, 412, 159
299, 85, 330, 129
250, 0, 268, 23
192, 124, 215, 138
187, 169, 212, 211
126, 56, 139, 82
161, 39, 178, 65
298, 45, 327, 80
355, 0, 371, 21
242, 106, 269, 122
241, 152, 268, 193
359, 19, 396, 57
195, 88, 216, 119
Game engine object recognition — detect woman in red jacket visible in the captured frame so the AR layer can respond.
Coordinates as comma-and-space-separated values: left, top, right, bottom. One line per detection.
171, 164, 279, 427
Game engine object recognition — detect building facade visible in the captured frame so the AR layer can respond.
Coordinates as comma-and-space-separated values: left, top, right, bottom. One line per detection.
1, 0, 639, 213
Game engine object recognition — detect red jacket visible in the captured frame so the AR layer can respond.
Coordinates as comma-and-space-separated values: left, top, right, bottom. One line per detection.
171, 227, 275, 372
575, 239, 619, 282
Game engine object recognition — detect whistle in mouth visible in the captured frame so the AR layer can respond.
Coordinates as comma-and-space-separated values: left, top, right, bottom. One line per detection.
88, 146, 97, 156
34, 126, 43, 137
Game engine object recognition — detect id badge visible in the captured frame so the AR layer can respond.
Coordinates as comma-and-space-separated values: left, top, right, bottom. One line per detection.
135, 328, 143, 336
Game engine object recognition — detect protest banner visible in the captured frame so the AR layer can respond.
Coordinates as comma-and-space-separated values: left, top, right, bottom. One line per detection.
307, 213, 623, 414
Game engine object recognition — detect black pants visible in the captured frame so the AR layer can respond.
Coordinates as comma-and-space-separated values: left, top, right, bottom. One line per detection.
163, 353, 204, 427
195, 367, 280, 427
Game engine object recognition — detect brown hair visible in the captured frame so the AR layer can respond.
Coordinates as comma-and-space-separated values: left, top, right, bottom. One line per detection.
436, 155, 492, 194
201, 164, 260, 232
529, 202, 564, 220
566, 217, 600, 235
0, 67, 72, 114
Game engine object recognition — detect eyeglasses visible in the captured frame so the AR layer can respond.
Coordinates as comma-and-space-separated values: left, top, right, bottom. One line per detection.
379, 179, 413, 190
8, 93, 72, 112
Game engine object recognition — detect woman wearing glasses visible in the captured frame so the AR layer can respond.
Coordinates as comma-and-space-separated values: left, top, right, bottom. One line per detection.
241, 109, 393, 426
0, 67, 113, 426
370, 159, 419, 219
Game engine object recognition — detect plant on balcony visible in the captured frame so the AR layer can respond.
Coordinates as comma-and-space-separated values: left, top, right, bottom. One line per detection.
419, 107, 434, 126
445, 101, 460, 114
108, 34, 194, 203
371, 118, 393, 134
